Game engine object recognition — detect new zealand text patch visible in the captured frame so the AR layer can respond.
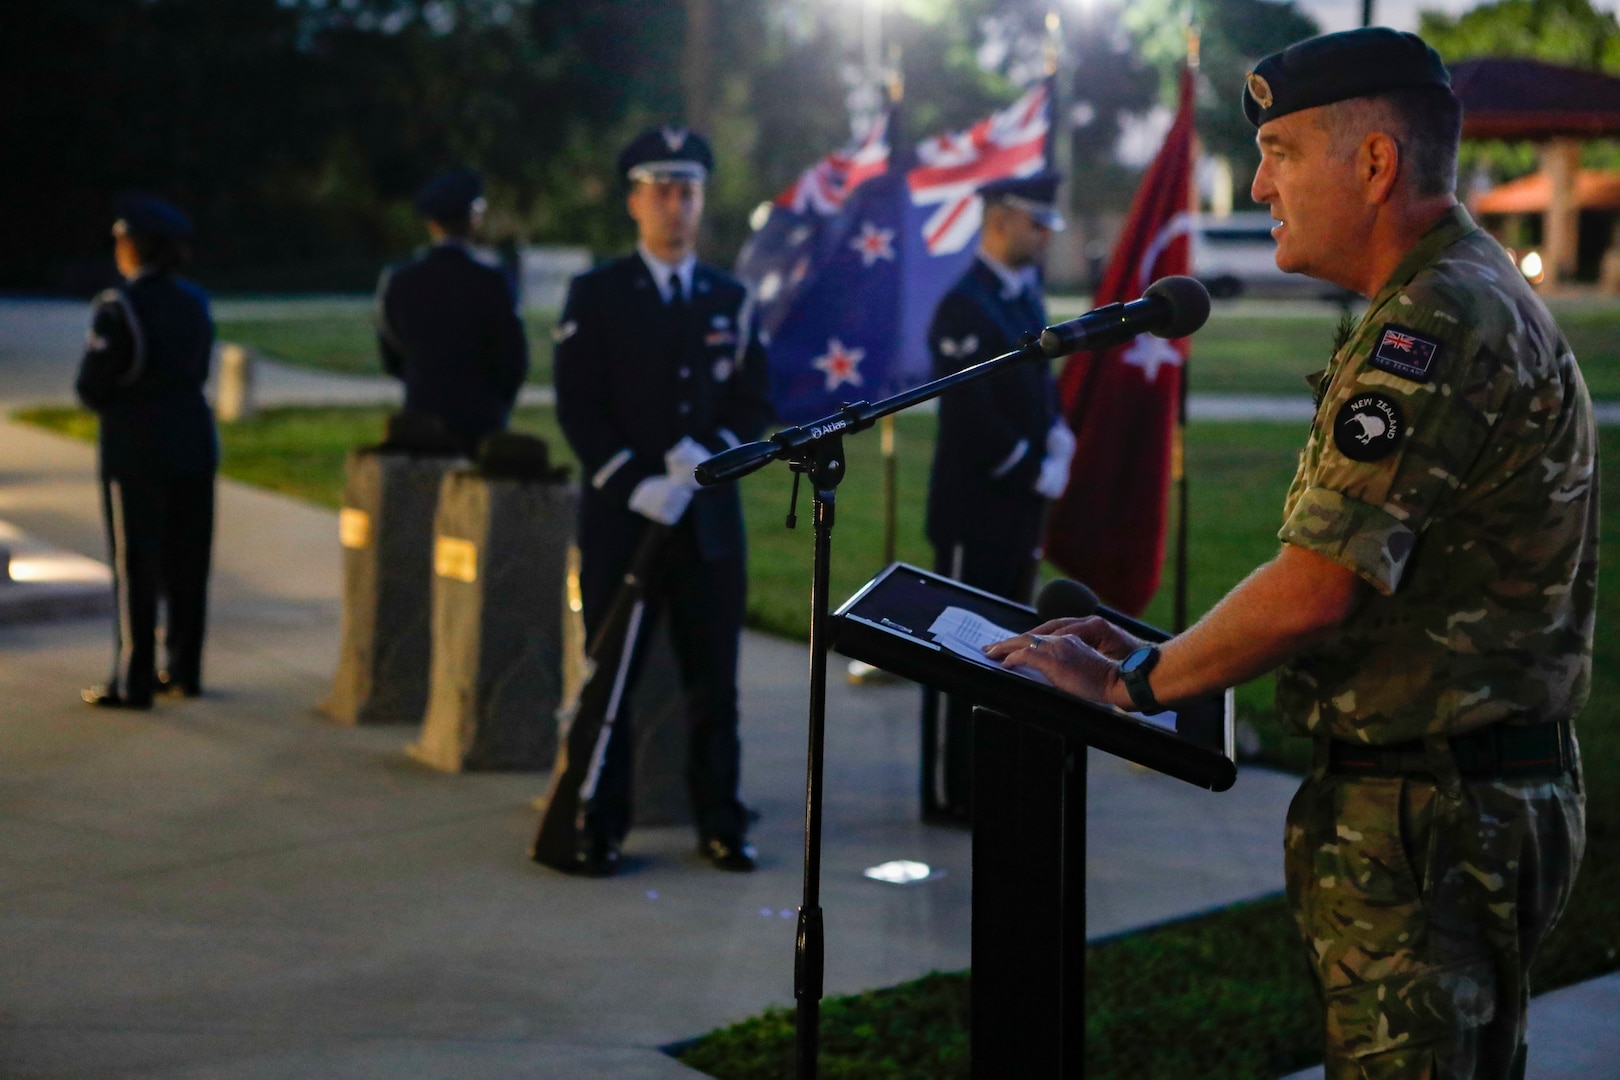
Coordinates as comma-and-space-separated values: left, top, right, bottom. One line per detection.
1333, 392, 1404, 462
1369, 322, 1441, 383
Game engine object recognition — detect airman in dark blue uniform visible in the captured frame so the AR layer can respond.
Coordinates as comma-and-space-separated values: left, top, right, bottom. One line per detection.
376, 169, 529, 454
554, 127, 773, 875
77, 194, 218, 708
922, 171, 1074, 822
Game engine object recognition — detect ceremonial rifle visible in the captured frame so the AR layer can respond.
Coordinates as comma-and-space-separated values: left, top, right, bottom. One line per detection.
531, 522, 670, 869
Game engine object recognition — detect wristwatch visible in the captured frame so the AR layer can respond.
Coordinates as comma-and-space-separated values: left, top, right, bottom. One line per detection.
1118, 645, 1163, 712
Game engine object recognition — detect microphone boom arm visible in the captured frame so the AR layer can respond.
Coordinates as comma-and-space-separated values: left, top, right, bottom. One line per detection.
695, 275, 1210, 487
695, 333, 1051, 486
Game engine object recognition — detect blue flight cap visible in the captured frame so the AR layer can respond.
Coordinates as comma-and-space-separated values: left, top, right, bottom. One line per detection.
414, 168, 485, 221
113, 192, 194, 242
617, 127, 714, 185
979, 170, 1066, 231
1242, 28, 1452, 128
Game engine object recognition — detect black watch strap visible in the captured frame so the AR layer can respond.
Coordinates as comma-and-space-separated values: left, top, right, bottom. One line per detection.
1119, 645, 1163, 712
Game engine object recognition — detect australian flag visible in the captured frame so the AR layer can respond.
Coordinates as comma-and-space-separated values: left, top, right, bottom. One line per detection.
737, 83, 1052, 424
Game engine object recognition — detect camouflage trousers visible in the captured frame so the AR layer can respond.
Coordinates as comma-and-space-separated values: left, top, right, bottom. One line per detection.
1284, 739, 1585, 1080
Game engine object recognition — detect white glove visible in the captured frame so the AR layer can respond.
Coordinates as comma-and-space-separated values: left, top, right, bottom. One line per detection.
664, 436, 710, 491
1045, 419, 1076, 462
1034, 453, 1070, 500
628, 476, 694, 525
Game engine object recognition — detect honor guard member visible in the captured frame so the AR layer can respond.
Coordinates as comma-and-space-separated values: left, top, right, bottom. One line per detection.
553, 127, 773, 876
921, 170, 1075, 823
988, 30, 1592, 1078
376, 168, 529, 454
77, 194, 219, 708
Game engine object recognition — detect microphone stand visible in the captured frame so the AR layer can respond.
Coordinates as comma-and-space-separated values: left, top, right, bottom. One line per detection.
698, 332, 1052, 1080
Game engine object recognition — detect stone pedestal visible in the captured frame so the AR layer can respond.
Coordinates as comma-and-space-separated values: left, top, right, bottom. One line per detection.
324, 449, 465, 724
625, 609, 693, 827
410, 472, 575, 771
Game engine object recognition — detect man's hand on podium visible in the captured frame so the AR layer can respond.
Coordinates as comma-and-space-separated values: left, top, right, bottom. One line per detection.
983, 615, 1150, 710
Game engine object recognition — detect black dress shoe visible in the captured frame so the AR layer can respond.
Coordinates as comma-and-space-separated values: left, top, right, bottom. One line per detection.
565, 835, 621, 878
702, 837, 758, 872
155, 671, 202, 698
81, 685, 152, 710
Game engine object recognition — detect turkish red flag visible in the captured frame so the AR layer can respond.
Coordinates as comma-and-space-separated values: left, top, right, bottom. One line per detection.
1044, 67, 1195, 616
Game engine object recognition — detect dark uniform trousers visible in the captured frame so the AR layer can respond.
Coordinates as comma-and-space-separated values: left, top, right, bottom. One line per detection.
578, 517, 747, 844
922, 258, 1057, 822
77, 273, 219, 703
101, 469, 214, 699
376, 242, 529, 454
555, 253, 772, 846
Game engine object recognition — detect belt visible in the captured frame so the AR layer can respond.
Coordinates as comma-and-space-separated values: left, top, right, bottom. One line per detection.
1326, 719, 1572, 781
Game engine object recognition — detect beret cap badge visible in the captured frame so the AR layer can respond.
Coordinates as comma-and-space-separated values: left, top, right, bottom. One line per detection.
1246, 72, 1274, 110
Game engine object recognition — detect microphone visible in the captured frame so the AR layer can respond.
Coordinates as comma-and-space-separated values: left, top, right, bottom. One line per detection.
694, 439, 780, 485
1034, 577, 1166, 642
1036, 578, 1099, 621
1038, 275, 1210, 359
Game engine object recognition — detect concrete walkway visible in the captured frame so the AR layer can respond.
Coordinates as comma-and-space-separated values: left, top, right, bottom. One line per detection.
3, 297, 1614, 1078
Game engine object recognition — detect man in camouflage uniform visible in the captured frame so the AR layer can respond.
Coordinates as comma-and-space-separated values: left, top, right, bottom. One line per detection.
987, 28, 1593, 1079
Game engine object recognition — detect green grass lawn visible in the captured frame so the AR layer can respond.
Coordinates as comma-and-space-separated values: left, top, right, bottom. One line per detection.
211, 297, 1620, 399
15, 403, 1617, 1078
214, 308, 558, 385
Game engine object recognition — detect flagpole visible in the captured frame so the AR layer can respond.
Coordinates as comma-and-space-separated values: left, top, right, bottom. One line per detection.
1173, 31, 1200, 633
850, 38, 902, 687
880, 46, 904, 569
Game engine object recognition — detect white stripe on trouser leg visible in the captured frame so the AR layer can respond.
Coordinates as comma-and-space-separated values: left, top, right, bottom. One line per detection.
578, 599, 646, 803
110, 479, 135, 696
934, 543, 965, 808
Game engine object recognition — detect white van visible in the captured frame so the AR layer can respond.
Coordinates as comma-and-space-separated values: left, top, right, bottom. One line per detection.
1192, 212, 1349, 300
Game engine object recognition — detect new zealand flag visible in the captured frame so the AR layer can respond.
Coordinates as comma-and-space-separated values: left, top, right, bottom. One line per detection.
737, 84, 1052, 424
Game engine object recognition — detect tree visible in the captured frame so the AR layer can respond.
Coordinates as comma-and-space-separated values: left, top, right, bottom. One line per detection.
1123, 0, 1320, 208
1, 0, 1223, 290
1420, 0, 1620, 72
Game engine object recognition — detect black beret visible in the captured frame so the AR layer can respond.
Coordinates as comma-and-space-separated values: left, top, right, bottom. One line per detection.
617, 127, 714, 183
414, 168, 484, 221
113, 192, 194, 242
979, 169, 1066, 231
1242, 28, 1452, 128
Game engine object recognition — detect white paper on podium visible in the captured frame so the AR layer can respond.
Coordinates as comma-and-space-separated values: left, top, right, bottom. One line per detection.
926, 606, 1053, 687
925, 605, 1178, 730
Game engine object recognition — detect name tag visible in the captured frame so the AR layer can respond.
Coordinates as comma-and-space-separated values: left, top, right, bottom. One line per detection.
434, 536, 478, 583
339, 508, 370, 549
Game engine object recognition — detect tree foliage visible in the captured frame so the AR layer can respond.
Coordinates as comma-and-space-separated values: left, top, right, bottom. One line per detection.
3, 0, 1057, 290
1122, 0, 1319, 207
1420, 0, 1620, 72
1, 0, 1326, 291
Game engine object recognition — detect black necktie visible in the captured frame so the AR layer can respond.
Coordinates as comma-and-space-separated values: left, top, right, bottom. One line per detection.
668, 272, 686, 312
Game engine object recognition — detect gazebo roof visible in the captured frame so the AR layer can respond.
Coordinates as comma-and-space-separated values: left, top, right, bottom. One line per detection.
1453, 57, 1620, 140
1471, 169, 1620, 213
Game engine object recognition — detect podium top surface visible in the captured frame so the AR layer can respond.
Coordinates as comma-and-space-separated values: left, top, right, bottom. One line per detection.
832, 564, 1236, 792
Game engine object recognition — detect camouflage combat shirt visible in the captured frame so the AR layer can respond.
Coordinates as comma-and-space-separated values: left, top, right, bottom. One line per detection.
1275, 206, 1598, 744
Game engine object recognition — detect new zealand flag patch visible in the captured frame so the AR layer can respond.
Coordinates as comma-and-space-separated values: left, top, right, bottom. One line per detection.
1369, 323, 1441, 383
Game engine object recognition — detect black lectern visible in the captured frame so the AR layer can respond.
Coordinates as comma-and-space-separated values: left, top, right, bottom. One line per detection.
831, 564, 1235, 1078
